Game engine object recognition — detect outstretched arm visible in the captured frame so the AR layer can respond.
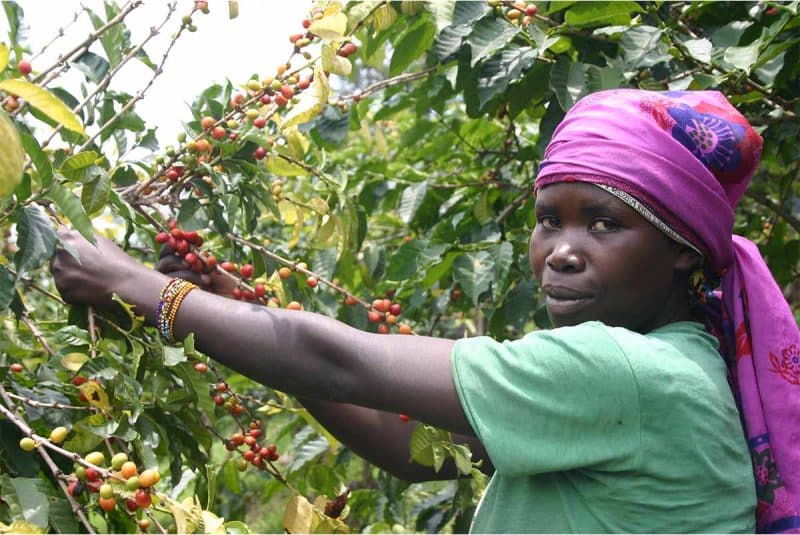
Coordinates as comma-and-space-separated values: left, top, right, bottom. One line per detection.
51, 232, 475, 437
298, 397, 494, 482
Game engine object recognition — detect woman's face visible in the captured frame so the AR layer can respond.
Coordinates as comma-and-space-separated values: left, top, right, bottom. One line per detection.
529, 182, 684, 332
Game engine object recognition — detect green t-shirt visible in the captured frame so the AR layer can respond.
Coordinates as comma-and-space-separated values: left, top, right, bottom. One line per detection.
451, 321, 756, 533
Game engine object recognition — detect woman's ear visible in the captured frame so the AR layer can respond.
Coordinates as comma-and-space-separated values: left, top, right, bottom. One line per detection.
674, 247, 702, 273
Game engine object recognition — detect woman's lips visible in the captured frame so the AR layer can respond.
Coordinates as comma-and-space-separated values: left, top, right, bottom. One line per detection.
543, 285, 595, 316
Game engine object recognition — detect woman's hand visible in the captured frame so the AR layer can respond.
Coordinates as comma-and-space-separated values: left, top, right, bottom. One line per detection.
154, 244, 237, 298
51, 230, 153, 307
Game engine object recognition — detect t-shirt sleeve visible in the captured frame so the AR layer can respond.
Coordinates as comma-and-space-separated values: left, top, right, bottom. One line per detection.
451, 322, 641, 476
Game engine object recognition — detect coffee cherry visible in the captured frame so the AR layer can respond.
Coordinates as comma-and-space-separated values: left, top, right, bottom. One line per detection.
399, 414, 410, 422
230, 93, 245, 108
176, 240, 189, 254
125, 476, 140, 491
85, 468, 100, 482
398, 324, 412, 335
287, 301, 303, 310
135, 489, 152, 509
99, 483, 114, 499
75, 466, 87, 480
155, 231, 170, 244
526, 4, 538, 15
243, 450, 256, 461
221, 261, 236, 272
194, 362, 208, 374
121, 461, 138, 479
253, 117, 267, 129
166, 167, 181, 181
184, 252, 198, 265
200, 116, 215, 130
231, 433, 245, 445
280, 85, 295, 100
345, 295, 358, 306
86, 479, 102, 494
17, 59, 32, 75
248, 428, 262, 439
339, 42, 357, 57
306, 276, 318, 288
125, 497, 138, 512
275, 94, 288, 107
211, 126, 226, 140
254, 283, 266, 298
240, 264, 254, 278
254, 146, 267, 160
19, 437, 36, 451
214, 395, 225, 405
368, 310, 382, 324
109, 452, 127, 471
302, 18, 311, 28
68, 480, 85, 497
138, 469, 159, 488
216, 382, 228, 393
386, 314, 397, 325
377, 323, 390, 334
85, 451, 105, 467
9, 362, 23, 373
389, 303, 402, 316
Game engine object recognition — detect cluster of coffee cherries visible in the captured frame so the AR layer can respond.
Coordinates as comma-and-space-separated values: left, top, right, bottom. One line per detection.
354, 289, 412, 335
61, 449, 159, 524
226, 420, 280, 472
488, 0, 538, 27
155, 221, 215, 273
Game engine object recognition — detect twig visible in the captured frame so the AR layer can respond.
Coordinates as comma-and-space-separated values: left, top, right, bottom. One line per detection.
20, 313, 57, 357
77, 2, 181, 153
495, 184, 535, 224
6, 392, 94, 411
32, 1, 142, 87
745, 190, 800, 234
31, 5, 87, 62
0, 385, 97, 534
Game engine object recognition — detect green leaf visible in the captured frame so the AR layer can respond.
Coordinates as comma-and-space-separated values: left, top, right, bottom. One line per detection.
620, 26, 670, 68
14, 206, 57, 273
550, 58, 587, 111
264, 154, 309, 177
425, 0, 457, 32
58, 151, 99, 182
584, 64, 625, 92
433, 23, 472, 61
0, 79, 85, 135
80, 174, 110, 216
490, 241, 513, 300
162, 345, 187, 367
71, 50, 109, 83
17, 131, 52, 187
453, 250, 495, 305
683, 37, 713, 63
385, 240, 448, 280
47, 184, 95, 244
10, 478, 49, 528
409, 424, 451, 471
47, 496, 79, 534
88, 3, 129, 67
0, 109, 24, 198
398, 181, 428, 224
467, 16, 518, 67
564, 1, 642, 28
477, 44, 537, 108
390, 17, 436, 76
0, 264, 16, 310
723, 43, 760, 73
451, 443, 473, 476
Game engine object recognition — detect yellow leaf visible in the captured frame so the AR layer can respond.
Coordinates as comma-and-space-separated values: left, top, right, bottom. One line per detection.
264, 154, 309, 177
308, 12, 348, 42
0, 43, 8, 72
307, 197, 329, 215
372, 4, 398, 31
285, 127, 310, 160
282, 68, 330, 131
0, 79, 85, 135
278, 200, 298, 225
0, 520, 46, 534
60, 352, 89, 371
256, 404, 283, 416
0, 109, 24, 197
228, 0, 238, 19
77, 381, 112, 414
321, 44, 352, 76
284, 494, 316, 533
201, 510, 225, 534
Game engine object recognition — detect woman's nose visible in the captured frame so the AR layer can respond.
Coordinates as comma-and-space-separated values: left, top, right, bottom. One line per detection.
546, 242, 586, 273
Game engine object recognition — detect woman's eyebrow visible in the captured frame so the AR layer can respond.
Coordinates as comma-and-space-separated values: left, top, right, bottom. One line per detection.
534, 202, 557, 213
581, 199, 620, 214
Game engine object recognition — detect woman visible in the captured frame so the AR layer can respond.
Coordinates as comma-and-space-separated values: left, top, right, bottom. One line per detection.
52, 90, 799, 533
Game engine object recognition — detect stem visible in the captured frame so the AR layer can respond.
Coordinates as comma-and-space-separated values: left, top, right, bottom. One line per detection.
745, 190, 800, 234
6, 392, 93, 411
0, 385, 97, 534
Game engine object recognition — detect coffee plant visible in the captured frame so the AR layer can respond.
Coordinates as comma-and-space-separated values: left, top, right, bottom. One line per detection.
0, 0, 797, 533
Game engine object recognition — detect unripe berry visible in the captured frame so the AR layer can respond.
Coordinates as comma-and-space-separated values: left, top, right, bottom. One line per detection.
19, 437, 36, 451
50, 426, 68, 444
247, 79, 262, 92
121, 461, 138, 479
110, 452, 128, 470
99, 483, 114, 499
85, 451, 105, 467
138, 518, 152, 530
138, 469, 159, 488
287, 301, 303, 310
125, 476, 140, 491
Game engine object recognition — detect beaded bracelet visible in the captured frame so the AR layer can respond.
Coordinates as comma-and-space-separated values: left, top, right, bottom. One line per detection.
155, 278, 197, 344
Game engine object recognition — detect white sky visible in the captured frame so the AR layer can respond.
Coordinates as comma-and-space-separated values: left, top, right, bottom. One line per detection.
2, 0, 312, 144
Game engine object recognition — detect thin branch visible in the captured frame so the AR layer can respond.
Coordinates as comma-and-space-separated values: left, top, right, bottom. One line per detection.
745, 190, 800, 234
31, 5, 88, 63
0, 385, 96, 534
6, 392, 94, 411
20, 313, 57, 357
496, 184, 535, 225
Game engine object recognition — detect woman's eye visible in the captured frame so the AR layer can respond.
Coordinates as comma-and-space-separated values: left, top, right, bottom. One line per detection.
591, 219, 617, 232
538, 216, 559, 229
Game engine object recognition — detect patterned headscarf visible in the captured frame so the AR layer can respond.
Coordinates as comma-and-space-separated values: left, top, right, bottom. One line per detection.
536, 89, 800, 533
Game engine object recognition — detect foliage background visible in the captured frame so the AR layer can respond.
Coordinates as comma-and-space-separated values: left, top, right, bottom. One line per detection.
0, 0, 797, 533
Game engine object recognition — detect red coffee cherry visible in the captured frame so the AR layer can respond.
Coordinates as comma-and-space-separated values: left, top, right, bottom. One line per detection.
194, 362, 208, 374
17, 59, 32, 75
155, 231, 170, 244
240, 264, 254, 278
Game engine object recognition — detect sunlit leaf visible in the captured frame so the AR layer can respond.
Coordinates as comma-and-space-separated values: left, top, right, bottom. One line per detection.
321, 44, 352, 76
0, 79, 84, 135
309, 12, 347, 42
60, 352, 89, 371
0, 109, 24, 197
282, 68, 330, 130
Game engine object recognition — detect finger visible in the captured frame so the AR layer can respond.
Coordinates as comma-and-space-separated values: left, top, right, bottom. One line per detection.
159, 243, 177, 260
155, 254, 188, 274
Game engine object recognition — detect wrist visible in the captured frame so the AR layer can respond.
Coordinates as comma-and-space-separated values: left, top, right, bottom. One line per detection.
115, 268, 171, 326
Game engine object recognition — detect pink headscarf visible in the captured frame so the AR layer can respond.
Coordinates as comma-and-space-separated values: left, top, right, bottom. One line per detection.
536, 89, 800, 533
